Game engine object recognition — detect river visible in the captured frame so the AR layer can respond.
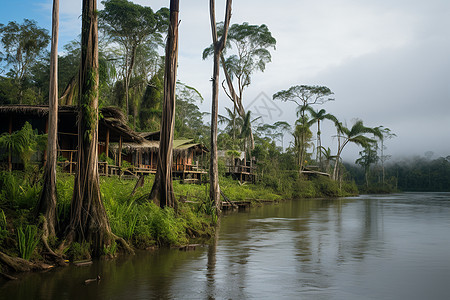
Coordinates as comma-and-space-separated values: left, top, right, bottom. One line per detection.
1, 193, 450, 299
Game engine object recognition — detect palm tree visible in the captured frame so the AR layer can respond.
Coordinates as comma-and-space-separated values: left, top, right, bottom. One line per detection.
218, 107, 240, 147
332, 120, 382, 180
319, 146, 337, 175
293, 114, 313, 175
305, 106, 337, 163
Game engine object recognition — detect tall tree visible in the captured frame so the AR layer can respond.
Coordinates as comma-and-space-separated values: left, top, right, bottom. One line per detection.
37, 0, 59, 248
293, 114, 314, 174
373, 126, 396, 186
66, 0, 114, 256
355, 143, 379, 188
99, 0, 169, 120
274, 85, 334, 173
208, 0, 232, 212
332, 120, 382, 181
305, 106, 337, 163
203, 21, 275, 150
273, 121, 291, 152
273, 85, 334, 116
0, 19, 50, 103
149, 0, 179, 208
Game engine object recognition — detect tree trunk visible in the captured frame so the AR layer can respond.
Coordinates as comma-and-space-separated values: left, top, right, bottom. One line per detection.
149, 0, 179, 208
209, 0, 232, 213
37, 0, 59, 238
66, 0, 113, 257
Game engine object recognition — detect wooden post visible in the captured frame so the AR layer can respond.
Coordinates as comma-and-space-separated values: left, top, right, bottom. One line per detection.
69, 151, 73, 174
118, 135, 122, 176
8, 116, 12, 171
105, 128, 110, 175
105, 128, 110, 158
150, 150, 153, 170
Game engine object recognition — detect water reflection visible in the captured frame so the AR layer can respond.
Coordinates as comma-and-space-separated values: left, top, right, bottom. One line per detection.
2, 193, 450, 299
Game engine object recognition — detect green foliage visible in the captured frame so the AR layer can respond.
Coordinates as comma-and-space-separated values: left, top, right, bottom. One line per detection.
17, 225, 40, 260
120, 160, 133, 172
0, 171, 41, 209
56, 173, 73, 224
66, 242, 91, 261
293, 179, 316, 198
99, 176, 211, 248
203, 22, 276, 74
273, 85, 334, 107
0, 19, 50, 81
347, 154, 450, 192
0, 209, 8, 244
99, 152, 115, 165
174, 83, 208, 141
103, 241, 118, 257
312, 176, 340, 197
0, 122, 47, 170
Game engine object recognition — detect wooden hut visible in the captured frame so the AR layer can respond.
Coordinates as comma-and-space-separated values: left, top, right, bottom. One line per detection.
0, 105, 143, 173
218, 150, 257, 183
112, 137, 209, 183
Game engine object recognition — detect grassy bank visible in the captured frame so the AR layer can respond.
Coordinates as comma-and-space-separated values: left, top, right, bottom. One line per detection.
0, 170, 357, 274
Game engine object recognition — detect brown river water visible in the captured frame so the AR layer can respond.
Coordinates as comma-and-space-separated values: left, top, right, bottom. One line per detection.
1, 193, 450, 299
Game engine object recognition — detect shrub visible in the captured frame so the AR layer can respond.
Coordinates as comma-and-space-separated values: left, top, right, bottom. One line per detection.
293, 179, 316, 198
313, 176, 340, 197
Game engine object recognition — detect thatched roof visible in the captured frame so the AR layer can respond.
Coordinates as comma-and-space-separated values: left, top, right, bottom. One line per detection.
112, 138, 209, 156
0, 105, 144, 143
138, 131, 160, 141
0, 104, 75, 116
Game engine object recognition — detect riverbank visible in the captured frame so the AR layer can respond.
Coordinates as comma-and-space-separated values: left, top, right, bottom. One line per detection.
0, 170, 357, 277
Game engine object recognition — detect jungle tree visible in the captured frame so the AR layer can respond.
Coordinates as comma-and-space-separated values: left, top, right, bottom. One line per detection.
149, 0, 179, 208
65, 0, 127, 257
37, 0, 59, 249
203, 21, 275, 151
332, 120, 382, 181
374, 126, 396, 185
274, 85, 334, 172
355, 143, 379, 188
292, 114, 314, 174
99, 0, 169, 120
207, 0, 232, 212
305, 106, 337, 164
0, 19, 49, 103
273, 121, 291, 152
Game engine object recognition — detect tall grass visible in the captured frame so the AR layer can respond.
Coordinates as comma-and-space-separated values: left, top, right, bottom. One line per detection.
17, 225, 40, 260
0, 171, 41, 209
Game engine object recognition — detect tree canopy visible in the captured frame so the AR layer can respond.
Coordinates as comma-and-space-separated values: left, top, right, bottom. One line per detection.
99, 0, 169, 119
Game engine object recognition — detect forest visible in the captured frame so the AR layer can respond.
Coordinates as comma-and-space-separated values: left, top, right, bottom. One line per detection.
0, 0, 448, 277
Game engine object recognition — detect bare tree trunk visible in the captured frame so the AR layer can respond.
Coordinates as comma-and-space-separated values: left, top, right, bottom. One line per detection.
37, 0, 59, 238
149, 0, 179, 208
209, 0, 232, 213
66, 0, 113, 257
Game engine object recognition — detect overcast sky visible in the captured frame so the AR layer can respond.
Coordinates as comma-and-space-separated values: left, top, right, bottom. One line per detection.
2, 0, 449, 162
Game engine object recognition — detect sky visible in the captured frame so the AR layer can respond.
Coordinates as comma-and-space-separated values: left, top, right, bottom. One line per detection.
1, 0, 449, 162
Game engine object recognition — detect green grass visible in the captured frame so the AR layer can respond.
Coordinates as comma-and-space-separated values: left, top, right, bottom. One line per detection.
0, 168, 359, 262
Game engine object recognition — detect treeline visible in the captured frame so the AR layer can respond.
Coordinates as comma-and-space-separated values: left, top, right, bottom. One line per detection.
0, 7, 208, 142
345, 155, 450, 192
